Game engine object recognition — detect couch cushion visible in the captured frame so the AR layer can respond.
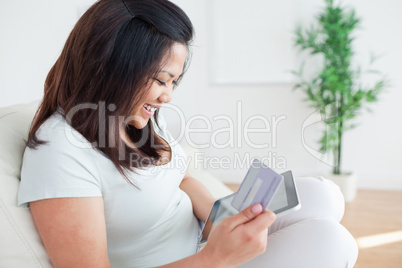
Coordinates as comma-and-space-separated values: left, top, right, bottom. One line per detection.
0, 101, 52, 267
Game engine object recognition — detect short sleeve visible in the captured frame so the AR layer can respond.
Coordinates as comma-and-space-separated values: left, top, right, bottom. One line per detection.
18, 119, 102, 208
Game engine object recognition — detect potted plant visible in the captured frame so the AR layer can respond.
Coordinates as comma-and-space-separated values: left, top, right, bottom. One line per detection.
293, 0, 387, 201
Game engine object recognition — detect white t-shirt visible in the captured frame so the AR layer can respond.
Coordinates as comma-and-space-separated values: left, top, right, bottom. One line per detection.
18, 110, 199, 267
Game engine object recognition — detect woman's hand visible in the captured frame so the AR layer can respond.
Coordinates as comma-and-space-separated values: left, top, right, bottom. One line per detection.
199, 204, 276, 268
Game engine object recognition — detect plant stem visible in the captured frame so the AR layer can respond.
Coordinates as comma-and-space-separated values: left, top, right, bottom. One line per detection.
334, 97, 343, 175
335, 120, 343, 175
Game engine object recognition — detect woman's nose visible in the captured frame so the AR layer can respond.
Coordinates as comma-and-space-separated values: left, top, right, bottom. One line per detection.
159, 87, 172, 103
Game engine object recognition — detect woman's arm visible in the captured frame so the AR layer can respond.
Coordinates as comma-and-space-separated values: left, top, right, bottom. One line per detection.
179, 171, 216, 222
30, 197, 111, 268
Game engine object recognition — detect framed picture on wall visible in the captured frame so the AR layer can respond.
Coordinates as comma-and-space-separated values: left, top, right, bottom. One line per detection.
207, 0, 304, 84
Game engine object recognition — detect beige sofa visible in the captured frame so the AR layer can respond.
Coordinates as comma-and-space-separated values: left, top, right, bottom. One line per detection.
0, 101, 233, 267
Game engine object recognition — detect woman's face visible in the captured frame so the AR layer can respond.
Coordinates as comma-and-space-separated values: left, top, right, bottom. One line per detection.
130, 43, 187, 129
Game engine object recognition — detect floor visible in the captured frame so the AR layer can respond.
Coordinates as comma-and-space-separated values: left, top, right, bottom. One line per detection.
225, 185, 402, 267
341, 190, 402, 268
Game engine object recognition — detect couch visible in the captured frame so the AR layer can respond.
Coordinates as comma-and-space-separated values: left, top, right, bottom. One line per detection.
0, 101, 233, 267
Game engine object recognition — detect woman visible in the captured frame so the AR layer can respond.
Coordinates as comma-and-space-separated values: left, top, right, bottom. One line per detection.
18, 0, 358, 267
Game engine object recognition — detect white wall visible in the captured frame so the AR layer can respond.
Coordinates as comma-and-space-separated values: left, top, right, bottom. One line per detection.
168, 0, 402, 190
0, 0, 94, 105
1, 0, 401, 189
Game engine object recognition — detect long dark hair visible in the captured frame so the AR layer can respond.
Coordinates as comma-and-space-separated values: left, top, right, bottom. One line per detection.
27, 0, 194, 181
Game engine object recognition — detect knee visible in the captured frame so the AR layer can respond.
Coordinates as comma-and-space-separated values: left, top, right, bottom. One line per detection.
268, 219, 358, 268
296, 176, 345, 221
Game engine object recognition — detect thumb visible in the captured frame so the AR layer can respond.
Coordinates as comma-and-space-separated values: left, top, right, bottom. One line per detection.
226, 203, 263, 230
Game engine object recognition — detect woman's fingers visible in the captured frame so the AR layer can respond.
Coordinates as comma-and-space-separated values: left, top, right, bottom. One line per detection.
223, 203, 263, 230
243, 209, 276, 233
223, 204, 276, 233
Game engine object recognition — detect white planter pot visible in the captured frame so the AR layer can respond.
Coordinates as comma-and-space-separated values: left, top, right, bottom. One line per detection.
325, 172, 357, 202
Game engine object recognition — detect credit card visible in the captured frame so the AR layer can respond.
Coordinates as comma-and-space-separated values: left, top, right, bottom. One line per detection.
231, 159, 283, 211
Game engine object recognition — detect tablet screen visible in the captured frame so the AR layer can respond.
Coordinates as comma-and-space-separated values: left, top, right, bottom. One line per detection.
267, 170, 299, 214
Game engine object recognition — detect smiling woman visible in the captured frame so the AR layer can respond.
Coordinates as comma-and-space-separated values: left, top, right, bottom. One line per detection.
16, 0, 358, 267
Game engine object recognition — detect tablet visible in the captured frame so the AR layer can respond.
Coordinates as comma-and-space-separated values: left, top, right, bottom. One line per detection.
266, 170, 301, 217
197, 170, 300, 248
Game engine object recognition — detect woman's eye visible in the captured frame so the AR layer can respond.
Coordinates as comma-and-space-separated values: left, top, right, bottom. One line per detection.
155, 78, 179, 88
155, 79, 166, 86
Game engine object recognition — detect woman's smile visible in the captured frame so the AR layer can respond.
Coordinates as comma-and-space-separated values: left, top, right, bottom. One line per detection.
142, 103, 161, 117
